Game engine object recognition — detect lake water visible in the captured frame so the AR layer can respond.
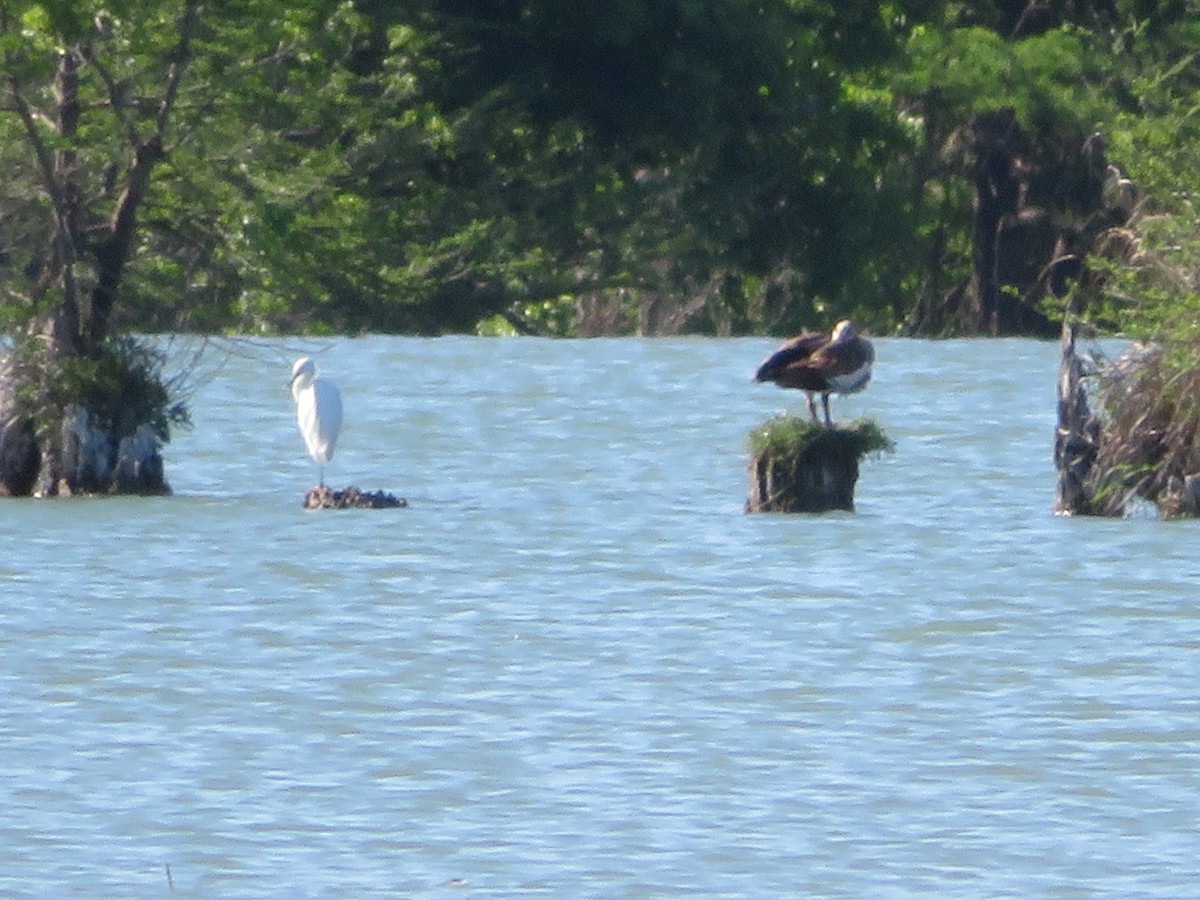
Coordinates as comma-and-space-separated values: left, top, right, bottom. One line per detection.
3, 335, 1200, 897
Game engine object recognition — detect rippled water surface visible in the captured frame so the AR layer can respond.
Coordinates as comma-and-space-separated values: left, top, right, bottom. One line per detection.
4, 336, 1200, 897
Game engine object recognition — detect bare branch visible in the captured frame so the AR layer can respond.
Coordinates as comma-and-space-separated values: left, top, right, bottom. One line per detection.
155, 1, 200, 143
6, 74, 81, 344
80, 46, 140, 146
6, 82, 67, 220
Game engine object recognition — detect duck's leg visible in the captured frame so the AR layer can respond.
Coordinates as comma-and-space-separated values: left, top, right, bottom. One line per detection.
805, 392, 820, 423
822, 393, 834, 428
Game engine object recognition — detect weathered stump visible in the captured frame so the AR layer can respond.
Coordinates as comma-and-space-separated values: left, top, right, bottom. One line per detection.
0, 414, 38, 496
0, 346, 173, 498
1052, 315, 1200, 518
745, 416, 891, 514
303, 485, 407, 510
748, 437, 858, 512
44, 406, 170, 497
1053, 318, 1101, 515
0, 403, 170, 497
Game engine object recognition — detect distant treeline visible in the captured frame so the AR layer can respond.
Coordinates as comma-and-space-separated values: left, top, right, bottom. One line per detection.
2, 0, 1198, 338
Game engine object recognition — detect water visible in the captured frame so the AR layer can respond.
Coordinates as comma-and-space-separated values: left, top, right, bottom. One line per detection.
3, 336, 1200, 897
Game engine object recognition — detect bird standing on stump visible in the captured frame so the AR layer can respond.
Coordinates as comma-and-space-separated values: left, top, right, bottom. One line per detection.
755, 320, 874, 427
290, 356, 343, 487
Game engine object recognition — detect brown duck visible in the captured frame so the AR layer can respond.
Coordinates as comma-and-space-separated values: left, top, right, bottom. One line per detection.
754, 320, 874, 427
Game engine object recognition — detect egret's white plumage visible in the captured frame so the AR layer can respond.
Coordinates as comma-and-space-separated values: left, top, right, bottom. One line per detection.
290, 356, 342, 486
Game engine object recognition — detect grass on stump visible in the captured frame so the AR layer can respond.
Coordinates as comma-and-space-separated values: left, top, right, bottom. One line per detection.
747, 414, 893, 462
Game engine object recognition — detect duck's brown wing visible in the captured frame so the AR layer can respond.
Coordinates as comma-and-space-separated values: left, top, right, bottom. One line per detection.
812, 335, 874, 378
754, 331, 828, 384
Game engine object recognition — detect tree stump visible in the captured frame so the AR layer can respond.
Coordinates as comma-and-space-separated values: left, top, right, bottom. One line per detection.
1053, 320, 1200, 519
1053, 317, 1101, 515
303, 485, 407, 510
0, 403, 171, 497
0, 343, 175, 498
746, 416, 891, 513
0, 414, 38, 497
43, 406, 170, 497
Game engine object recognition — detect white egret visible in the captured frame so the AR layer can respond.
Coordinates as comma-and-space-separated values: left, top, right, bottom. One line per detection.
289, 356, 343, 486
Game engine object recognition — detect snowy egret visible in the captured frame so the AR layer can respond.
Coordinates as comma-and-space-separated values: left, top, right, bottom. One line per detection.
754, 319, 874, 427
289, 356, 343, 486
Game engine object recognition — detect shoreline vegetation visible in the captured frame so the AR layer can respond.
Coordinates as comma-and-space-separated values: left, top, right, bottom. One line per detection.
0, 2, 1196, 505
0, 2, 1194, 342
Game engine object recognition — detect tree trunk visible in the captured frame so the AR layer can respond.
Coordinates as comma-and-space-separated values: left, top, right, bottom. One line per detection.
0, 415, 38, 497
0, 6, 200, 498
0, 352, 171, 498
35, 407, 169, 497
746, 431, 863, 513
1053, 316, 1100, 515
970, 111, 1020, 335
38, 409, 168, 496
86, 138, 165, 349
53, 50, 84, 355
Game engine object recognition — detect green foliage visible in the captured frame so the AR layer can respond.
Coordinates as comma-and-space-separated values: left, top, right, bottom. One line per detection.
900, 26, 1112, 132
1, 0, 1199, 340
259, 0, 946, 335
747, 414, 893, 461
891, 0, 1200, 335
11, 335, 188, 444
1071, 15, 1200, 342
1113, 189, 1200, 340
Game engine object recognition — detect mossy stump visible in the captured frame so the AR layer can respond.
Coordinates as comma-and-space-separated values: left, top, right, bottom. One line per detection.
746, 416, 892, 514
0, 339, 178, 498
303, 484, 407, 510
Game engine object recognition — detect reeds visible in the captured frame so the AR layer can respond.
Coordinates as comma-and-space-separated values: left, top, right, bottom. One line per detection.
1087, 341, 1200, 516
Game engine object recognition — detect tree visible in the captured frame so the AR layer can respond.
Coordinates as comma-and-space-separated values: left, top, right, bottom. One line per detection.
893, 0, 1200, 336
11, 2, 199, 354
315, 0, 941, 335
0, 0, 343, 494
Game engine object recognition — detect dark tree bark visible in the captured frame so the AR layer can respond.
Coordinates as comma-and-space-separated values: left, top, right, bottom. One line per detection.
87, 137, 166, 349
1054, 315, 1100, 515
970, 111, 1021, 335
81, 2, 196, 352
913, 113, 1120, 338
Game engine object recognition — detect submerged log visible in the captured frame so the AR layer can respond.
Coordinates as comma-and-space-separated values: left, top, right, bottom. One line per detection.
746, 416, 891, 514
303, 485, 407, 510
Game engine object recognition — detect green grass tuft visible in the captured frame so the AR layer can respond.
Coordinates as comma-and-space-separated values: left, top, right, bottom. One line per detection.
746, 414, 893, 460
